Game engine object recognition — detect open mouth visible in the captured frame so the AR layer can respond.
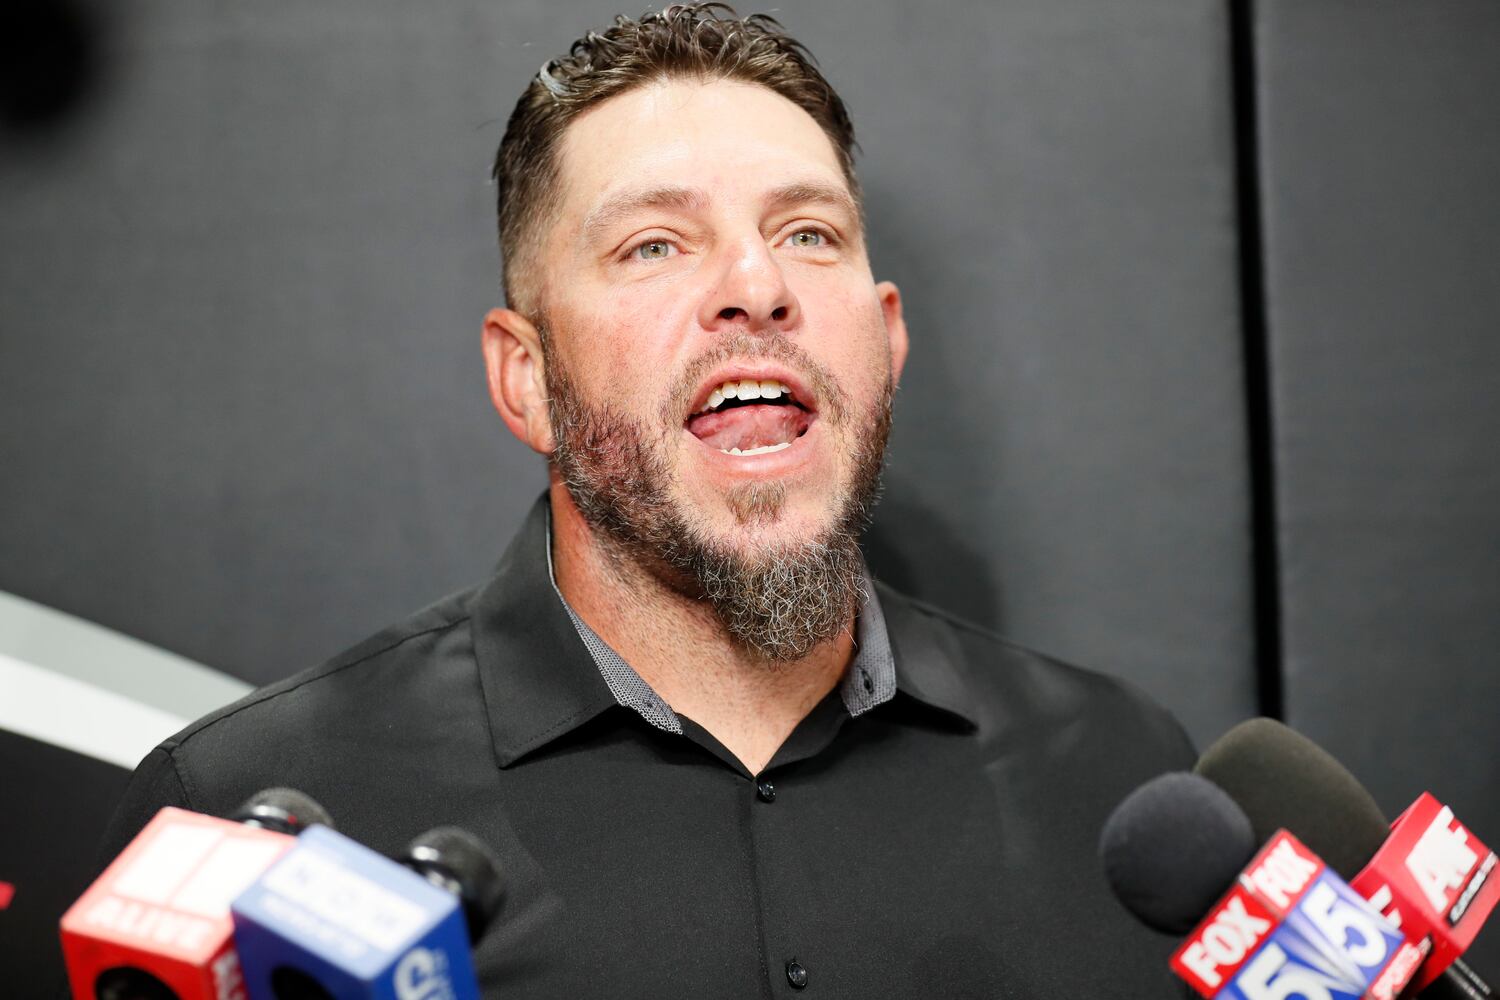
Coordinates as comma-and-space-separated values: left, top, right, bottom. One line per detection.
684, 378, 815, 456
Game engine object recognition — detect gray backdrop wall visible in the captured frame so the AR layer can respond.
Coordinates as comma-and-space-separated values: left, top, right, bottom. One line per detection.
2, 0, 1496, 990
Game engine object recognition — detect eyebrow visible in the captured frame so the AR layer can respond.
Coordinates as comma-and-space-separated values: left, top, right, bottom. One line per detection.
580, 186, 708, 247
579, 180, 862, 247
763, 182, 861, 233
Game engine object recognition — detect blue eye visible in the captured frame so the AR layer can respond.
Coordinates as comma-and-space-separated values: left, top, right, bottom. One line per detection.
635, 240, 673, 260
788, 230, 826, 248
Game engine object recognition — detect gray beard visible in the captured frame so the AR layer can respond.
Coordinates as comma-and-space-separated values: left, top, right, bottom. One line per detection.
544, 332, 892, 662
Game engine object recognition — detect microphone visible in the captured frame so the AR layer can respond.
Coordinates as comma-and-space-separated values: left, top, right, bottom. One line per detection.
229, 823, 504, 999
1196, 718, 1496, 999
59, 789, 333, 1000
229, 789, 333, 838
1100, 771, 1257, 935
1101, 771, 1425, 998
400, 827, 506, 948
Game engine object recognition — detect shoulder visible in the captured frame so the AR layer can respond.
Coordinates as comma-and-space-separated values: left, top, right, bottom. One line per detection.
875, 581, 1196, 765
104, 583, 485, 843
168, 584, 480, 756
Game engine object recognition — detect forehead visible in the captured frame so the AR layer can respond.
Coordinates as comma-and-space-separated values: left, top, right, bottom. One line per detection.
554, 77, 850, 223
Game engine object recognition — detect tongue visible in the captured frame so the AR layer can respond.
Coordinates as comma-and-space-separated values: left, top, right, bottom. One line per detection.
686, 404, 812, 451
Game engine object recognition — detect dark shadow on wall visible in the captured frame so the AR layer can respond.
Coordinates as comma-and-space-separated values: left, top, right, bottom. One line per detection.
0, 730, 130, 999
864, 478, 1003, 634
0, 0, 108, 139
860, 167, 1007, 636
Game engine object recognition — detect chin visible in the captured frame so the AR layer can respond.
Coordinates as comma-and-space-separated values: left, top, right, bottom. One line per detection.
694, 483, 844, 549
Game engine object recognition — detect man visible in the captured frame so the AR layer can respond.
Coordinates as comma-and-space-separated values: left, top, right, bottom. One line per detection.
99, 5, 1194, 995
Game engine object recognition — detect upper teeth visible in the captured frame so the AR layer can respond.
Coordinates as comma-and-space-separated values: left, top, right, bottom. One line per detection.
701, 379, 791, 412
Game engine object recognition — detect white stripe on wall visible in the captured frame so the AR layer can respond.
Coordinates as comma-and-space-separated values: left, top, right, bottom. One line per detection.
0, 591, 253, 769
0, 591, 251, 719
0, 652, 191, 770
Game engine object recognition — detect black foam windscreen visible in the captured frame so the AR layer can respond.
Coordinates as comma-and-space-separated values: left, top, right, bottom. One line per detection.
403, 826, 505, 944
1099, 771, 1258, 934
1193, 717, 1389, 879
230, 787, 335, 836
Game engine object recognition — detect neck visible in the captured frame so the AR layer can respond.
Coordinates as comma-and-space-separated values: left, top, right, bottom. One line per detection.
547, 482, 855, 775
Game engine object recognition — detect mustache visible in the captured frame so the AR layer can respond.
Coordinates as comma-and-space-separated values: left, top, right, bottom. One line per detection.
663, 331, 851, 427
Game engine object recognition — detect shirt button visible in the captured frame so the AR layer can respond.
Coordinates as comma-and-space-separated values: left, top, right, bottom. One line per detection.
785, 959, 808, 989
756, 780, 776, 803
860, 669, 874, 693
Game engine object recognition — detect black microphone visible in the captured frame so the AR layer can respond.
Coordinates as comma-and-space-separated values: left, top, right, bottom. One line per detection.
1099, 771, 1258, 935
229, 787, 335, 838
1196, 718, 1492, 1000
1101, 770, 1429, 998
229, 822, 504, 999
400, 826, 506, 945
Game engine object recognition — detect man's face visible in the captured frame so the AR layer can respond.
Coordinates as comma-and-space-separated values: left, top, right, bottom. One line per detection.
530, 78, 907, 655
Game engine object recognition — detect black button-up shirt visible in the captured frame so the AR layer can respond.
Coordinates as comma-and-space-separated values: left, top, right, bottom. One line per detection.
99, 495, 1195, 997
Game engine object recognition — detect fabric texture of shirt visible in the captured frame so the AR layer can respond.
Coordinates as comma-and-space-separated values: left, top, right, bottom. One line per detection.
96, 494, 1196, 998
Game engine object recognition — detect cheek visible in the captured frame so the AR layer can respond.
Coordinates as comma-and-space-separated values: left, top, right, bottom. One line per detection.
807, 287, 894, 379
552, 295, 686, 396
599, 283, 699, 357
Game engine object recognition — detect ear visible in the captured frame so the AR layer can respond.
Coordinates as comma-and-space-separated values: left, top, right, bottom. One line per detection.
875, 281, 910, 386
482, 307, 556, 455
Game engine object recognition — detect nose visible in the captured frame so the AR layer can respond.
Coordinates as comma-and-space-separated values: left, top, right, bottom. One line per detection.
697, 236, 801, 333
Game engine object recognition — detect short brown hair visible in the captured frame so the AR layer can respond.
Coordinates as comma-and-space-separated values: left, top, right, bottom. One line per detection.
491, 2, 859, 316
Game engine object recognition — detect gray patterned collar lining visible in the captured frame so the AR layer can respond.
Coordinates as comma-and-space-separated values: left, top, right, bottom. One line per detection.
544, 508, 897, 734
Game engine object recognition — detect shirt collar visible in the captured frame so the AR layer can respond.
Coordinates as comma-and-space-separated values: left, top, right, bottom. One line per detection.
471, 495, 977, 769
542, 504, 899, 732
873, 582, 982, 731
471, 496, 621, 769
